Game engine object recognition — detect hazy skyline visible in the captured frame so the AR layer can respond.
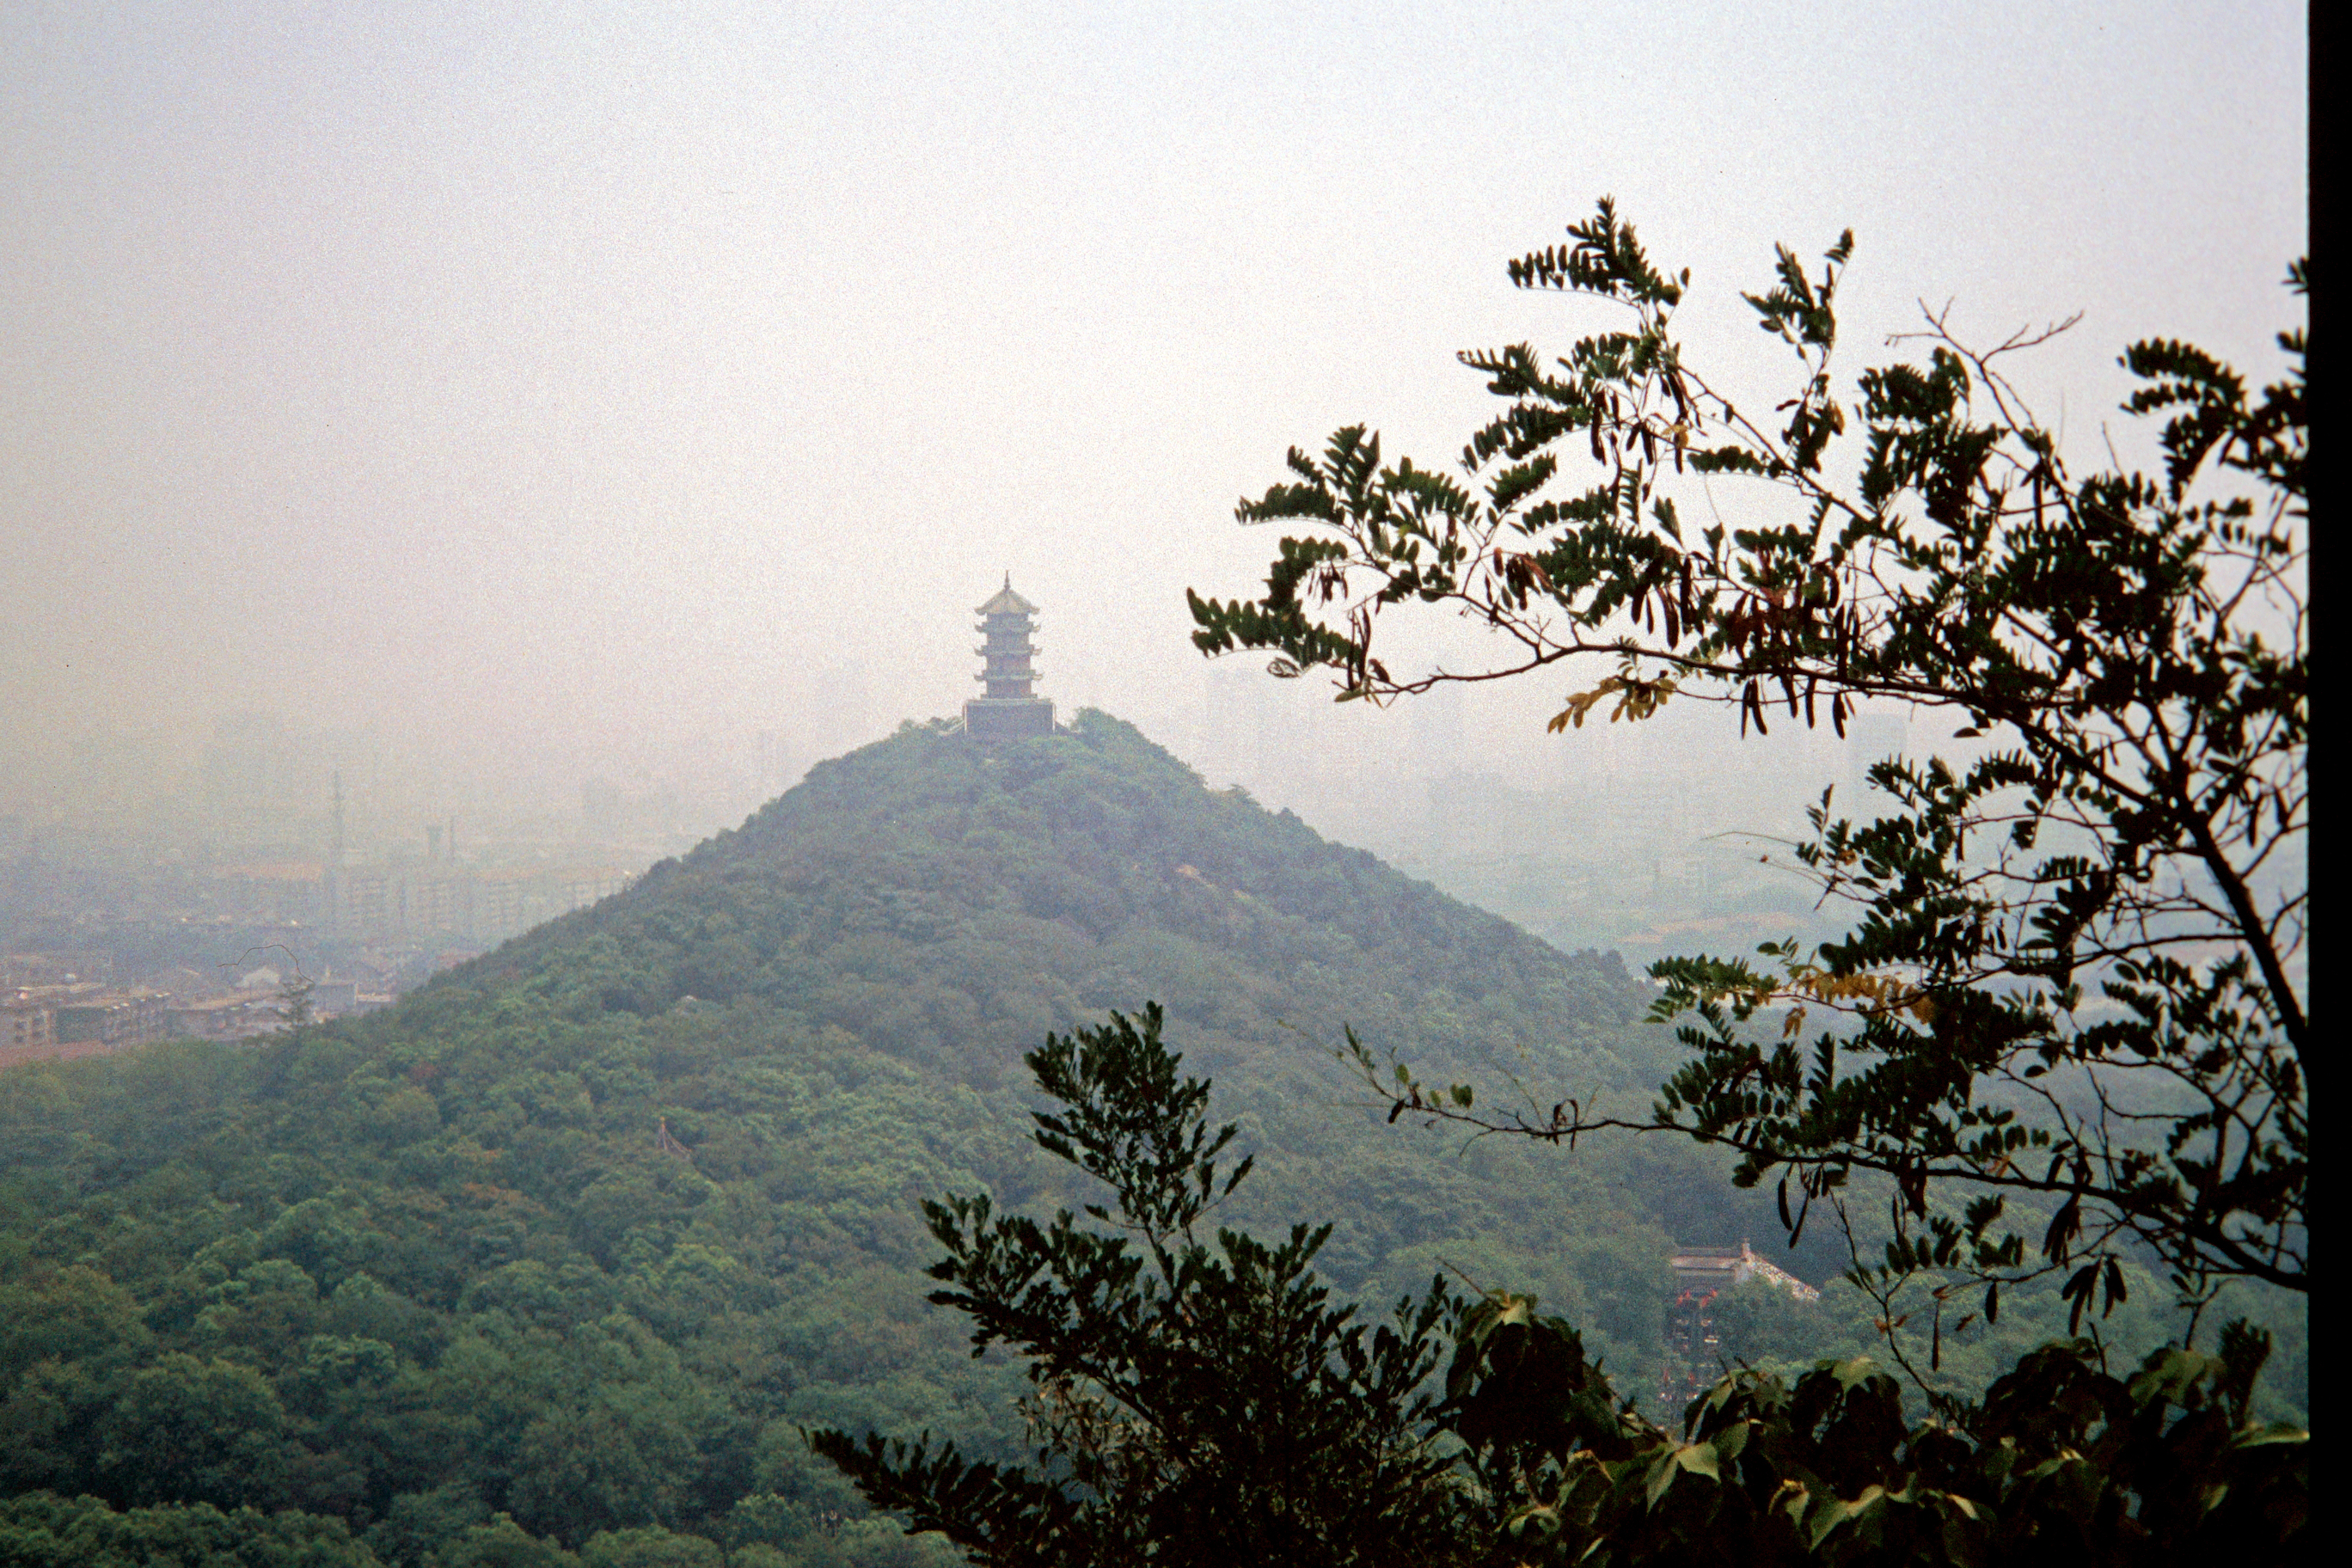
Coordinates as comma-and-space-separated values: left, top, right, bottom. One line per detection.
3, 2, 2306, 843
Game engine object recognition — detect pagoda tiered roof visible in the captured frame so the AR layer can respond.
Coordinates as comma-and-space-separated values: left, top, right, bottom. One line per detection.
975, 573, 1038, 616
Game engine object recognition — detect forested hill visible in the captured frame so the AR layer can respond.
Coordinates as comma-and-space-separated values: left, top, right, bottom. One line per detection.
3, 712, 2077, 1568
472, 709, 1653, 1098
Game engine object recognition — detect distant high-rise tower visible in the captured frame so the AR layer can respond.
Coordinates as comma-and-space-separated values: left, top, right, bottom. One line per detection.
965, 575, 1057, 741
325, 771, 345, 930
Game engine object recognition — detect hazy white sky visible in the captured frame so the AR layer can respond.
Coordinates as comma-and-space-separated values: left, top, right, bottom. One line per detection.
1, 1, 2306, 824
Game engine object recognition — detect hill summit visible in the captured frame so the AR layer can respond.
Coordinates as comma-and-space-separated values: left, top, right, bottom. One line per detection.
476, 709, 1651, 1098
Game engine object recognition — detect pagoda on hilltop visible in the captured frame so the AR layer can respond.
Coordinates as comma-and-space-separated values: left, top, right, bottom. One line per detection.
965, 575, 1057, 741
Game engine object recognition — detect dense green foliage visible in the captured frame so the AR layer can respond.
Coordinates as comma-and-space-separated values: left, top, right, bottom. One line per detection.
814, 1007, 1467, 1565
1191, 199, 2306, 1338
3, 713, 1889, 1565
818, 989, 2305, 1565
0, 1493, 383, 1568
1441, 1297, 2305, 1565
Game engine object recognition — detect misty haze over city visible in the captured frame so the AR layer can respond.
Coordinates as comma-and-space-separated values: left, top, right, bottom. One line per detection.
4, 3, 2303, 969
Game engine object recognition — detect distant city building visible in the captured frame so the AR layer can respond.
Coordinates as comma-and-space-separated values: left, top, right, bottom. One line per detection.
1657, 1241, 1819, 1419
43, 984, 168, 1049
165, 989, 292, 1041
965, 576, 1057, 742
1669, 1240, 1818, 1302
5, 994, 55, 1053
3, 983, 175, 1066
316, 860, 631, 946
2, 732, 662, 1051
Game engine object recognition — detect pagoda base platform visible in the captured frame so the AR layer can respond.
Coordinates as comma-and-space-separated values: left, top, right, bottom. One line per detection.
965, 698, 1056, 741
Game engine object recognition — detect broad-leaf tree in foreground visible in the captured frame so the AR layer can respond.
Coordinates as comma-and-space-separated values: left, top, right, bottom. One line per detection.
817, 1007, 2307, 1564
1189, 201, 2306, 1342
809, 1006, 1469, 1565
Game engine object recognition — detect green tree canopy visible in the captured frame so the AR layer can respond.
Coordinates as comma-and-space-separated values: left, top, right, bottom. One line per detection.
817, 1005, 2306, 1565
810, 1006, 1467, 1565
0, 1493, 383, 1568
